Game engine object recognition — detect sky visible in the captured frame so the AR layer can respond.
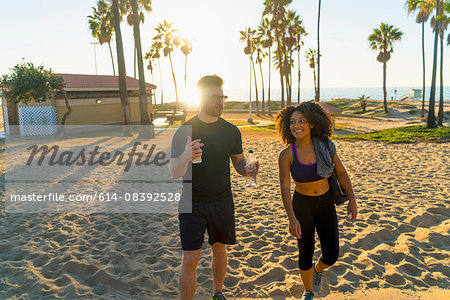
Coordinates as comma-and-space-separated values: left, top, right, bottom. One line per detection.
1, 0, 449, 103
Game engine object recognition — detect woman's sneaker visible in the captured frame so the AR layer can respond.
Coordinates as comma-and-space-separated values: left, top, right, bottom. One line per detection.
212, 291, 226, 300
301, 291, 315, 299
312, 261, 323, 292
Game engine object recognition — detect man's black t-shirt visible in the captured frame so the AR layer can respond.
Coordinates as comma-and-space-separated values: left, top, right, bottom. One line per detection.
171, 116, 243, 199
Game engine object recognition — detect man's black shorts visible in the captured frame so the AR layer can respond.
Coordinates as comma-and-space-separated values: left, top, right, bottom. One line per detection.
178, 191, 236, 251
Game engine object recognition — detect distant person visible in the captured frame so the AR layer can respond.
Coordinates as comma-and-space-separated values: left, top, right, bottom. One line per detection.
276, 101, 357, 300
169, 75, 259, 300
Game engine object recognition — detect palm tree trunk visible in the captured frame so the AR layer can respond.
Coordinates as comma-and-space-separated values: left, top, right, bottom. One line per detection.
250, 57, 259, 114
184, 54, 188, 88
157, 59, 164, 105
268, 47, 271, 113
108, 42, 116, 76
383, 61, 388, 113
134, 45, 137, 78
275, 30, 284, 107
421, 22, 425, 118
282, 32, 290, 105
150, 69, 156, 106
168, 52, 179, 113
131, 0, 153, 136
259, 61, 265, 114
317, 0, 321, 102
112, 0, 131, 135
427, 0, 439, 128
297, 48, 301, 103
59, 87, 72, 136
437, 35, 444, 126
289, 52, 293, 105
313, 67, 317, 100
280, 72, 285, 108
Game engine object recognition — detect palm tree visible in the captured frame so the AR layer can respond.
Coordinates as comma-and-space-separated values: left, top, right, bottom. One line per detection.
180, 37, 193, 88
124, 0, 152, 79
427, 0, 441, 128
143, 50, 156, 105
406, 0, 433, 118
317, 0, 321, 102
258, 17, 273, 113
286, 10, 306, 104
240, 27, 259, 114
149, 41, 164, 105
263, 0, 293, 108
358, 94, 370, 112
431, 0, 449, 126
130, 0, 153, 136
112, 0, 131, 132
154, 20, 180, 112
305, 48, 318, 100
88, 1, 116, 75
368, 23, 403, 113
254, 36, 266, 113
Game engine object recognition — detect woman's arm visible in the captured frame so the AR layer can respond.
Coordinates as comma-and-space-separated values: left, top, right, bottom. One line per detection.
333, 153, 358, 221
279, 148, 301, 238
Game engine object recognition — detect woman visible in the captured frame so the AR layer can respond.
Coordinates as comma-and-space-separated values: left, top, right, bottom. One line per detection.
276, 101, 357, 300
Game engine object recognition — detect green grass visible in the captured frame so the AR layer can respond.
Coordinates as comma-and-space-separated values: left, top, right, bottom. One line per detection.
333, 125, 450, 143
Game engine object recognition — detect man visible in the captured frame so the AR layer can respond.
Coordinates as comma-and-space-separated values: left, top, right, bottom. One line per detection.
169, 75, 258, 300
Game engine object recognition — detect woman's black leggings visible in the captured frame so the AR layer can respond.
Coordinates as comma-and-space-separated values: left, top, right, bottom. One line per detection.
292, 188, 339, 271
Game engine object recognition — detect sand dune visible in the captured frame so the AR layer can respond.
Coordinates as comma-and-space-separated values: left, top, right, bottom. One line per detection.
0, 132, 449, 299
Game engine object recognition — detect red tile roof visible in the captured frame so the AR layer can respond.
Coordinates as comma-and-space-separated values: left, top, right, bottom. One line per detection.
57, 73, 156, 91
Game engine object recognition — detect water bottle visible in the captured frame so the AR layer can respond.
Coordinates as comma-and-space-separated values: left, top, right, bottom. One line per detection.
245, 149, 257, 187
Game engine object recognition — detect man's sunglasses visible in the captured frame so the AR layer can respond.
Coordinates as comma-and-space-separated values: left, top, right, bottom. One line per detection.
207, 94, 228, 102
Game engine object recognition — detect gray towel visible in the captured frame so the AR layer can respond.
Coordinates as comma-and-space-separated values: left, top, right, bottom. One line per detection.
313, 137, 336, 178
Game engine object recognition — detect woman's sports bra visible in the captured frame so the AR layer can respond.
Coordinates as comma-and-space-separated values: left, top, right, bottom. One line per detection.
290, 143, 324, 183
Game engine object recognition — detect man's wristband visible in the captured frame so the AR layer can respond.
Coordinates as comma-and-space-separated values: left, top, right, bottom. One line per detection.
348, 196, 357, 201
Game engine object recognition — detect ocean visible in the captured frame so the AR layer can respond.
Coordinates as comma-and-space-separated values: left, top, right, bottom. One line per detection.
225, 86, 450, 102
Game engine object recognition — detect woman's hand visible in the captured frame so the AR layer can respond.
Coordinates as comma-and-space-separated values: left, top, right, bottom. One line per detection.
289, 218, 302, 239
347, 199, 358, 222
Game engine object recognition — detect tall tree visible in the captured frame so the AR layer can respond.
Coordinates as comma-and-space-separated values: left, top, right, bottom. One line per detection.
124, 0, 152, 79
368, 23, 403, 113
258, 17, 273, 113
240, 27, 259, 114
317, 0, 321, 102
431, 0, 449, 126
427, 0, 441, 128
305, 48, 319, 100
144, 50, 156, 105
154, 20, 180, 112
112, 0, 131, 133
406, 0, 433, 118
147, 41, 164, 105
180, 37, 193, 88
285, 10, 306, 104
254, 36, 267, 113
130, 0, 153, 137
263, 0, 293, 108
88, 1, 116, 76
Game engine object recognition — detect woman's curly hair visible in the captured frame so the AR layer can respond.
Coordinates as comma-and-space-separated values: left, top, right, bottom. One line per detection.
275, 101, 333, 145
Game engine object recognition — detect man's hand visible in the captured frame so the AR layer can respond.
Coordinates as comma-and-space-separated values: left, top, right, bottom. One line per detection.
244, 161, 260, 176
182, 136, 204, 162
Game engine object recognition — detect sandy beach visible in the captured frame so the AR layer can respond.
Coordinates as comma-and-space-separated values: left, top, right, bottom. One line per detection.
0, 109, 449, 299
